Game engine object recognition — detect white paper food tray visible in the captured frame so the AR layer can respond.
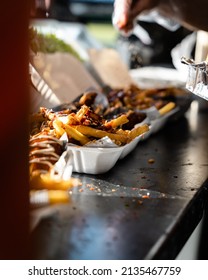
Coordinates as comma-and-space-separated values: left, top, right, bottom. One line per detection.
66, 145, 124, 174
139, 124, 152, 141
64, 126, 150, 174
133, 117, 152, 141
135, 106, 179, 135
150, 107, 179, 134
119, 134, 143, 159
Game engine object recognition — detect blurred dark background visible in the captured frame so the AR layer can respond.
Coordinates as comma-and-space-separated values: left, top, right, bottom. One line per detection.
31, 0, 194, 68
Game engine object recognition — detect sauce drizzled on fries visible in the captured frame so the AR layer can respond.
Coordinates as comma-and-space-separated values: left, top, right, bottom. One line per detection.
29, 84, 183, 203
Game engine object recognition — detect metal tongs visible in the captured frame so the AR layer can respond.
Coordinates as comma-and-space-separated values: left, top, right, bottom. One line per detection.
181, 57, 208, 101
181, 56, 208, 69
29, 62, 60, 106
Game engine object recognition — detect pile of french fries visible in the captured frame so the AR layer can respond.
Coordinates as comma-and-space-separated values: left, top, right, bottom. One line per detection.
29, 83, 186, 205
105, 84, 177, 112
29, 103, 149, 205
40, 104, 150, 146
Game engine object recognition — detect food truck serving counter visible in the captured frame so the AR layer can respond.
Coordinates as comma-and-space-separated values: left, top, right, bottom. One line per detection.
29, 100, 208, 260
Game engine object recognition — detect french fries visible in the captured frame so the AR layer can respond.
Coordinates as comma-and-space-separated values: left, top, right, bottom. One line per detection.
105, 84, 178, 112
35, 103, 150, 146
129, 124, 149, 140
54, 122, 149, 145
29, 80, 182, 189
30, 190, 71, 206
60, 121, 90, 145
74, 125, 129, 144
158, 102, 176, 115
50, 105, 149, 146
30, 170, 80, 191
105, 114, 129, 128
53, 119, 66, 137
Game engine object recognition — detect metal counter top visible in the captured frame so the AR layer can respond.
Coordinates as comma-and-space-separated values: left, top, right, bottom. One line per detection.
30, 100, 208, 260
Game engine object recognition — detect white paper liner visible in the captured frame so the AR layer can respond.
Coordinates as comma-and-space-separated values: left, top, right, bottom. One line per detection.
85, 136, 118, 148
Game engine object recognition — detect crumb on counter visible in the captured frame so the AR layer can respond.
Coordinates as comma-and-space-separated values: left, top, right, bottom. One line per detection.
148, 158, 155, 164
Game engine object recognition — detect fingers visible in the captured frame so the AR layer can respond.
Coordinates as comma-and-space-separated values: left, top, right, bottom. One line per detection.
113, 0, 159, 33
113, 0, 134, 31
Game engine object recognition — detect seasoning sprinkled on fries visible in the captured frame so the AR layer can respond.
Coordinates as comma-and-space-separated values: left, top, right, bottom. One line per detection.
29, 82, 186, 196
50, 105, 149, 146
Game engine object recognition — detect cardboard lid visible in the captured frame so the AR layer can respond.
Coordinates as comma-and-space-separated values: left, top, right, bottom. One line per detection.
31, 52, 100, 104
88, 48, 134, 89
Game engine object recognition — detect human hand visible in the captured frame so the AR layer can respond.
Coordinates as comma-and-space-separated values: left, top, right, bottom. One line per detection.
113, 0, 159, 33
